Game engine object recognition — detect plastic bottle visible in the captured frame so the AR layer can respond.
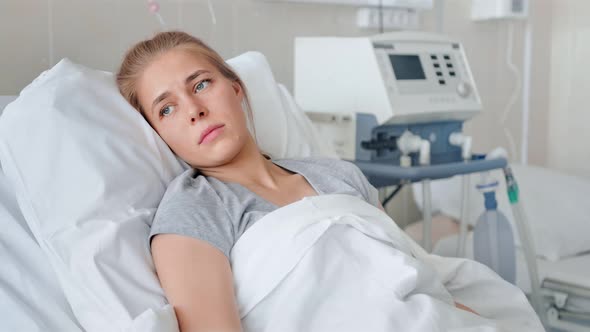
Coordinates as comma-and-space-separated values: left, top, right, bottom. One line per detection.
473, 173, 516, 284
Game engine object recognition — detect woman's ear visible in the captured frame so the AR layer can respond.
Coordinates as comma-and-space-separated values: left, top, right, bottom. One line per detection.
232, 81, 243, 98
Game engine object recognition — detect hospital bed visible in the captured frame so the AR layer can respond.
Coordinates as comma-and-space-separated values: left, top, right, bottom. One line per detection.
0, 53, 542, 331
0, 53, 333, 330
0, 50, 340, 330
408, 168, 590, 332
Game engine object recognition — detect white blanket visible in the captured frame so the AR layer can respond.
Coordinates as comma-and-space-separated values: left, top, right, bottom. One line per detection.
231, 194, 543, 332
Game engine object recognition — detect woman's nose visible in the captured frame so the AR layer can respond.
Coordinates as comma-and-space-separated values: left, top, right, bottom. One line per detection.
188, 105, 208, 123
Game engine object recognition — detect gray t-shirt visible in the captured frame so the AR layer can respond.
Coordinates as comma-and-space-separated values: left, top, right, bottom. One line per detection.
149, 157, 379, 258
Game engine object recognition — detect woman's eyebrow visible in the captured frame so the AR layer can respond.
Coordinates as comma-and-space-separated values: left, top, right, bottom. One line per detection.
185, 69, 210, 84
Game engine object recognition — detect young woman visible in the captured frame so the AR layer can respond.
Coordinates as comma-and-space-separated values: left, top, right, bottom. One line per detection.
117, 31, 476, 332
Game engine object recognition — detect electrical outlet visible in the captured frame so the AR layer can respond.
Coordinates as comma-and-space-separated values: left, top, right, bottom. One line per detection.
356, 7, 420, 30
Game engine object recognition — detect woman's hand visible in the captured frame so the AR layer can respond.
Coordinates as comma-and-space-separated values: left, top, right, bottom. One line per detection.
455, 301, 479, 315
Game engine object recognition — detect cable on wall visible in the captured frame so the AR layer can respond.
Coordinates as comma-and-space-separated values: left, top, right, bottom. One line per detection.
47, 0, 54, 67
500, 22, 521, 162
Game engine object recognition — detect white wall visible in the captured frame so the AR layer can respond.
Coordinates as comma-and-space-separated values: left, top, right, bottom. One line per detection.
0, 0, 373, 94
547, 0, 590, 177
0, 0, 566, 223
0, 0, 553, 161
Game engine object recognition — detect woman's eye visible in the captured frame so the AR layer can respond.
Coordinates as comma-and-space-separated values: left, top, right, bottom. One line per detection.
194, 79, 211, 93
160, 105, 175, 117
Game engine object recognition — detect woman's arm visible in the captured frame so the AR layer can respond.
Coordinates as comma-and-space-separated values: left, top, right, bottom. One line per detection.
151, 234, 242, 332
378, 202, 478, 316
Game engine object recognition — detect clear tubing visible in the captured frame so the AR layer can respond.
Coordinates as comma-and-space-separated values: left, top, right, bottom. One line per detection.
511, 201, 548, 328
504, 165, 548, 328
422, 179, 433, 252
457, 174, 471, 257
207, 0, 217, 24
501, 22, 521, 162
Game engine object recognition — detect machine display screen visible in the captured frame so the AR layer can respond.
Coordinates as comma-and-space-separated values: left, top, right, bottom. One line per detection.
389, 54, 426, 80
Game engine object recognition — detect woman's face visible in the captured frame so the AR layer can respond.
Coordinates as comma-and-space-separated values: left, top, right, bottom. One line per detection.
136, 47, 250, 169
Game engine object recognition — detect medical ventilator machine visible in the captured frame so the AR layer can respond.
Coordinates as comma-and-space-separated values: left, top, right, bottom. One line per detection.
294, 32, 546, 321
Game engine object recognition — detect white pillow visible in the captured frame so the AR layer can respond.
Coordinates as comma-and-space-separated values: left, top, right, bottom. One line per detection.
412, 165, 590, 261
0, 96, 17, 116
0, 165, 83, 331
276, 83, 338, 159
0, 59, 184, 331
227, 52, 336, 159
0, 53, 325, 331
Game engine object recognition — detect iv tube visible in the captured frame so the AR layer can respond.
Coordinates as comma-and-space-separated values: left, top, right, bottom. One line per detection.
504, 166, 548, 328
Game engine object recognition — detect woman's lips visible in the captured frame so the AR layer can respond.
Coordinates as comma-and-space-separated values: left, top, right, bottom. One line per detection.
199, 124, 225, 145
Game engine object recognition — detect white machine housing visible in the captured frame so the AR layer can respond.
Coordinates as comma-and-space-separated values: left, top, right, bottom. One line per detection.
294, 32, 482, 126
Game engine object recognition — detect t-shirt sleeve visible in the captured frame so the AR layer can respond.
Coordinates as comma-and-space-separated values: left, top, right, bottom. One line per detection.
149, 173, 234, 259
341, 160, 381, 208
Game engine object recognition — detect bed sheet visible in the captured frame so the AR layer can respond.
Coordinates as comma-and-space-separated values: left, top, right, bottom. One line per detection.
233, 194, 543, 331
0, 167, 82, 331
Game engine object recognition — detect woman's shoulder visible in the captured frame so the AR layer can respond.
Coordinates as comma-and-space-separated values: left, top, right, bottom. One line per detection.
159, 168, 223, 209
151, 168, 236, 259
164, 168, 203, 195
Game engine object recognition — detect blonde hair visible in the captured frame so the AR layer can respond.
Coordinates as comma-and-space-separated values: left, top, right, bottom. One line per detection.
116, 31, 255, 135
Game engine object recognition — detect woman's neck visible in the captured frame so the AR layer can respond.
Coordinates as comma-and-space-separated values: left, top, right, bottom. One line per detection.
199, 139, 290, 190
